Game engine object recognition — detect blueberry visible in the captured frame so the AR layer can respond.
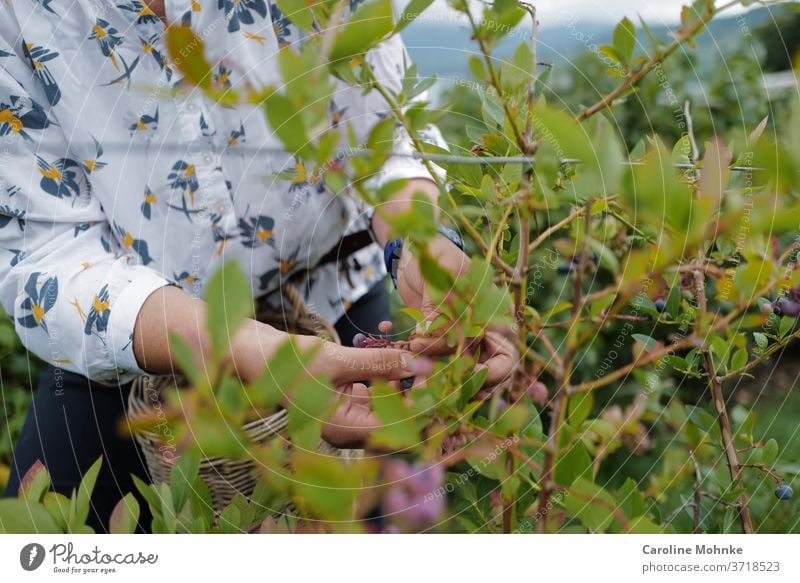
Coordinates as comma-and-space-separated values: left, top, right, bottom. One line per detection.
654, 298, 667, 313
556, 264, 573, 275
353, 333, 368, 348
400, 377, 415, 390
775, 484, 794, 501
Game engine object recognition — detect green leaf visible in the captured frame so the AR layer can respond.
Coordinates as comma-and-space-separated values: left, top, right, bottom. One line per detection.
275, 0, 314, 31
264, 92, 313, 160
0, 499, 61, 533
396, 0, 434, 32
632, 334, 658, 352
685, 405, 716, 434
42, 492, 71, 532
564, 478, 619, 532
762, 438, 779, 467
530, 104, 596, 168
169, 451, 201, 514
109, 493, 140, 534
753, 332, 768, 351
612, 17, 636, 68
168, 333, 202, 387
568, 392, 593, 428
554, 439, 593, 486
329, 0, 394, 63
218, 503, 242, 534
70, 457, 102, 531
19, 460, 50, 503
617, 478, 646, 518
730, 347, 748, 372
205, 260, 253, 359
132, 474, 164, 520
165, 25, 212, 88
370, 383, 422, 448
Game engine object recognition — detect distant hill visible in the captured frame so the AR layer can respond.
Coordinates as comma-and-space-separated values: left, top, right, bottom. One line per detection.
401, 5, 778, 81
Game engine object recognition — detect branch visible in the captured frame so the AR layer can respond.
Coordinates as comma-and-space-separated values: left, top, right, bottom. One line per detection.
576, 0, 740, 122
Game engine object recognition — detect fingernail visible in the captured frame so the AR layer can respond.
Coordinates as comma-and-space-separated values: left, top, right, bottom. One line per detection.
410, 358, 434, 376
400, 353, 412, 371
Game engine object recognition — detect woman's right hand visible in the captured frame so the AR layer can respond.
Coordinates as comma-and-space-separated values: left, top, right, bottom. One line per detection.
135, 286, 426, 447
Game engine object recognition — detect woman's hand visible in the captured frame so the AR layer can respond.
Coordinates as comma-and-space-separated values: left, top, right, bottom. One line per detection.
395, 237, 516, 392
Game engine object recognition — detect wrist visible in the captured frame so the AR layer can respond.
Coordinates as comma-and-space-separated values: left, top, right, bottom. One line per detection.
385, 224, 464, 288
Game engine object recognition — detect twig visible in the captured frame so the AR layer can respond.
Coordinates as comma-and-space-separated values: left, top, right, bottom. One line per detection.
576, 0, 740, 122
688, 449, 703, 533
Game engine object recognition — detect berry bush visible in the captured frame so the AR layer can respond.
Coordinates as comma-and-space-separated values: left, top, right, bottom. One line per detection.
2, 0, 800, 534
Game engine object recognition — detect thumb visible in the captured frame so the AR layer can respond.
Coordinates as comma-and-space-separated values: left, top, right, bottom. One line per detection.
409, 289, 460, 355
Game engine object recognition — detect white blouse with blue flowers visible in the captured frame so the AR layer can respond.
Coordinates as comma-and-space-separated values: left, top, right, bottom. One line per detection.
0, 0, 445, 383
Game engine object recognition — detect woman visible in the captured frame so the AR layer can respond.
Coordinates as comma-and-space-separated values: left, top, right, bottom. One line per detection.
0, 0, 513, 531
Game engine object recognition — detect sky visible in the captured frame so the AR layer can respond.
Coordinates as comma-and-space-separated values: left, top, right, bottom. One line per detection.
417, 0, 757, 26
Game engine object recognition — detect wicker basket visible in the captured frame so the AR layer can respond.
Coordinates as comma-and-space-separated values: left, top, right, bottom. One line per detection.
127, 283, 356, 514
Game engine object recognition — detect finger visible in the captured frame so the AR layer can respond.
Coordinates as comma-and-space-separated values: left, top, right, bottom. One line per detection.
321, 344, 429, 384
350, 382, 371, 407
479, 333, 516, 387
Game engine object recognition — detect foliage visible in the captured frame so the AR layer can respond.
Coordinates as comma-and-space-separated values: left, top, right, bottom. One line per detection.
0, 307, 40, 489
3, 0, 800, 534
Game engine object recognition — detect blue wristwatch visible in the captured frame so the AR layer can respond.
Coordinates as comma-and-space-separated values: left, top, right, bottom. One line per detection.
384, 225, 465, 288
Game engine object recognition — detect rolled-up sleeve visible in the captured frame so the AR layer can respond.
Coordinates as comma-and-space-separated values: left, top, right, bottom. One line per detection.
0, 57, 169, 383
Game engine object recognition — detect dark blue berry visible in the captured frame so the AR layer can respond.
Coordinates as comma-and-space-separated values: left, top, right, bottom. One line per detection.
556, 264, 573, 275
400, 377, 415, 390
654, 298, 667, 313
775, 484, 794, 501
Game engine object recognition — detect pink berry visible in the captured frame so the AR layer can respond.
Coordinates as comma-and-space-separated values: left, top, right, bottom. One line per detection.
407, 463, 444, 495
353, 333, 368, 348
378, 320, 393, 334
526, 381, 549, 405
383, 486, 412, 515
384, 460, 412, 483
761, 302, 773, 315
410, 358, 434, 376
406, 496, 444, 526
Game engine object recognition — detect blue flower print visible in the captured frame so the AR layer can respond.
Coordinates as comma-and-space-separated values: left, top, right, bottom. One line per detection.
81, 136, 107, 175
113, 222, 154, 265
0, 205, 26, 231
168, 160, 199, 204
128, 107, 159, 140
0, 95, 51, 140
84, 284, 111, 335
140, 35, 173, 81
214, 64, 232, 90
17, 272, 58, 332
329, 99, 348, 128
238, 214, 275, 248
22, 42, 61, 106
172, 270, 199, 288
258, 247, 300, 290
6, 249, 25, 267
218, 0, 268, 33
88, 19, 124, 71
116, 1, 162, 26
141, 186, 157, 219
36, 157, 82, 199
269, 3, 291, 47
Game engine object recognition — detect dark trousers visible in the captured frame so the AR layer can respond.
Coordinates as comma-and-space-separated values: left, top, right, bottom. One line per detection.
4, 280, 389, 532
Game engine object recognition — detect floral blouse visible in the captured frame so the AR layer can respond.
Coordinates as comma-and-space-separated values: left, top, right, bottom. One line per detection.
0, 0, 445, 383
